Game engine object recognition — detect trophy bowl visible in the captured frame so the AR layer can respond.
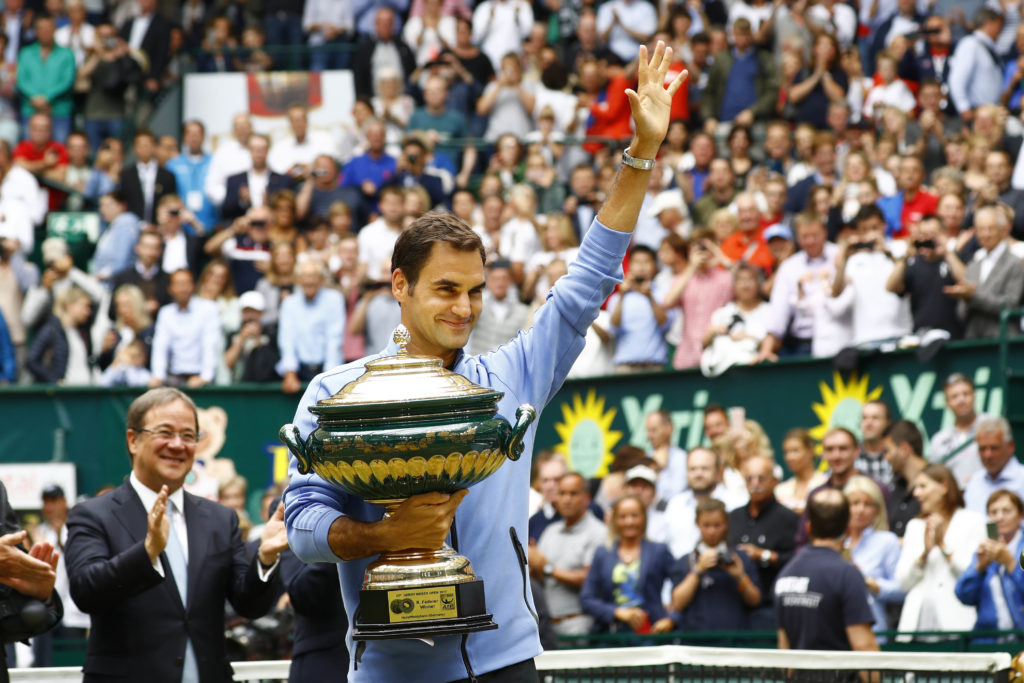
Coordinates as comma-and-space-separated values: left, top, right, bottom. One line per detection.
280, 327, 536, 641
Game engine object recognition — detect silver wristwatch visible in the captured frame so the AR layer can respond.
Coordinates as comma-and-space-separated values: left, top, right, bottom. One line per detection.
622, 147, 655, 171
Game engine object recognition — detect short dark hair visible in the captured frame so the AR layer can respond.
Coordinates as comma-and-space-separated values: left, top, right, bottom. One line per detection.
808, 488, 849, 539
104, 189, 128, 207
864, 399, 891, 421
854, 204, 885, 226
885, 420, 922, 456
988, 488, 1024, 515
696, 497, 727, 522
824, 426, 858, 448
134, 128, 156, 143
630, 244, 656, 262
183, 119, 205, 135
391, 212, 486, 289
704, 403, 727, 418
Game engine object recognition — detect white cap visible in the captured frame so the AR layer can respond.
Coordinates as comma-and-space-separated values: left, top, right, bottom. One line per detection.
238, 290, 265, 311
648, 190, 686, 217
624, 464, 658, 486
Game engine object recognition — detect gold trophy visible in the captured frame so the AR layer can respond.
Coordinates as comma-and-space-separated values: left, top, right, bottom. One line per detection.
280, 327, 536, 640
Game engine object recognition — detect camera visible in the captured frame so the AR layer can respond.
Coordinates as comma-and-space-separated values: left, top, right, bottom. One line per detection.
406, 153, 420, 165
632, 276, 644, 285
249, 219, 267, 228
104, 37, 119, 49
311, 168, 328, 178
914, 239, 936, 249
848, 241, 874, 252
717, 550, 734, 566
168, 208, 180, 217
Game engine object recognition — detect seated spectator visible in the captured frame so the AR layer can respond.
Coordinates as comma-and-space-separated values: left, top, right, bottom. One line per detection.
13, 112, 68, 189
701, 18, 778, 135
224, 290, 280, 383
466, 259, 530, 356
580, 496, 677, 635
955, 489, 1024, 637
478, 52, 535, 142
663, 227, 733, 371
352, 8, 416, 99
16, 15, 76, 142
944, 206, 1024, 339
929, 374, 986, 488
608, 245, 670, 373
99, 338, 151, 387
671, 499, 761, 630
56, 1, 95, 67
277, 260, 345, 394
700, 263, 770, 377
886, 215, 965, 339
843, 476, 903, 636
896, 464, 986, 633
119, 0, 172, 100
254, 241, 297, 327
98, 283, 155, 372
269, 104, 340, 182
27, 286, 94, 385
963, 416, 1024, 514
729, 455, 798, 631
222, 134, 292, 222
92, 190, 142, 284
775, 428, 827, 515
149, 268, 221, 388
531, 471, 608, 637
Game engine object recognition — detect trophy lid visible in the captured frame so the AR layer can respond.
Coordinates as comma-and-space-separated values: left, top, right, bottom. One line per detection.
311, 326, 502, 419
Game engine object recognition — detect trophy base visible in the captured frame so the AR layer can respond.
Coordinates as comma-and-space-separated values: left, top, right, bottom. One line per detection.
353, 578, 498, 641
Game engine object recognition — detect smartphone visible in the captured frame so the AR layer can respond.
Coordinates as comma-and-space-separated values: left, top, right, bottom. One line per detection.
987, 522, 999, 540
728, 406, 746, 431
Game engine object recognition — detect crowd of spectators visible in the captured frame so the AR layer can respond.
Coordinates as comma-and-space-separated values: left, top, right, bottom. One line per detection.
3, 0, 1024, 388
525, 376, 1024, 643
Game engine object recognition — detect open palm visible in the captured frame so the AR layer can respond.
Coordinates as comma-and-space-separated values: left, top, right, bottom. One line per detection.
626, 42, 688, 150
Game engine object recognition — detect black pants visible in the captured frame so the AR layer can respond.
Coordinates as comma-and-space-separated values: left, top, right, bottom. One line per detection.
448, 659, 538, 683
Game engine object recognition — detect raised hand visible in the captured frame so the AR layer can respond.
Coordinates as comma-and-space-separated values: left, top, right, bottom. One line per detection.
258, 502, 289, 566
0, 537, 58, 601
625, 42, 688, 158
145, 486, 171, 562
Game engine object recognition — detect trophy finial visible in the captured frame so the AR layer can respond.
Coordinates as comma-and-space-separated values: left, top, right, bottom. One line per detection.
393, 325, 411, 353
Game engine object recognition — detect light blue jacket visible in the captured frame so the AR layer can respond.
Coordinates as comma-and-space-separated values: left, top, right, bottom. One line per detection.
166, 153, 218, 232
955, 528, 1024, 636
284, 219, 628, 682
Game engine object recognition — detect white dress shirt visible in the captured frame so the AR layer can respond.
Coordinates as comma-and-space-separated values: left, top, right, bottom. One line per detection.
128, 14, 153, 51
267, 131, 338, 175
204, 139, 252, 207
137, 160, 158, 220
246, 169, 270, 209
162, 230, 188, 274
357, 218, 403, 281
978, 240, 1008, 285
150, 296, 221, 381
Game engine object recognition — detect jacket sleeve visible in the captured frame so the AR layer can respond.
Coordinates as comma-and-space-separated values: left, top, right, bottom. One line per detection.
896, 519, 926, 592
953, 556, 984, 607
579, 547, 618, 626
968, 257, 1024, 315
26, 319, 66, 384
43, 49, 76, 101
64, 503, 164, 613
279, 550, 342, 619
226, 508, 279, 620
874, 534, 905, 604
753, 53, 780, 119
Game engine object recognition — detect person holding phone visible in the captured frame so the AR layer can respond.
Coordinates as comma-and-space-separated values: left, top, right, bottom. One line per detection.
955, 489, 1024, 638
608, 244, 671, 373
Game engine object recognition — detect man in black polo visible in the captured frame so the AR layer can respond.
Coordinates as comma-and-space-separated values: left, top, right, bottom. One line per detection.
882, 420, 924, 538
775, 488, 877, 653
728, 455, 797, 631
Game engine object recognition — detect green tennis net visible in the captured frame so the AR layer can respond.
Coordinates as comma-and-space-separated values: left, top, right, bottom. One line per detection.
535, 646, 1013, 683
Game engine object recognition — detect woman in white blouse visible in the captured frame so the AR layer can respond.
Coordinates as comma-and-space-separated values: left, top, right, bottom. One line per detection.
896, 464, 986, 635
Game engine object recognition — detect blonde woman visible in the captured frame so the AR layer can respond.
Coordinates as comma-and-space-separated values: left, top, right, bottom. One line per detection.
844, 475, 903, 635
775, 428, 827, 514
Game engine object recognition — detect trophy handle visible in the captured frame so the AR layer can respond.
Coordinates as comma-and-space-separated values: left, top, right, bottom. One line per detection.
280, 424, 311, 474
505, 405, 537, 462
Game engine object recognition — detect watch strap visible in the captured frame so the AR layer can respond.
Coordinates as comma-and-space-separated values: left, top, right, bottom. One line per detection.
622, 147, 655, 171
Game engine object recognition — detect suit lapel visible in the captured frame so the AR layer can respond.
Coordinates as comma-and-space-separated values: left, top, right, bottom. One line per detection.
183, 492, 210, 609
114, 482, 186, 612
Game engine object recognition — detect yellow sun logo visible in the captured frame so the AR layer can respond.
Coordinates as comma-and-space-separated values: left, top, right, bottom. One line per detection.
809, 371, 883, 447
554, 389, 623, 478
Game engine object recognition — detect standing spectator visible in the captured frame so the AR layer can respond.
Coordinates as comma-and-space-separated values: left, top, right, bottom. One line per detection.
877, 155, 938, 238
263, 0, 306, 69
149, 269, 221, 388
790, 35, 848, 130
357, 185, 406, 281
785, 134, 839, 215
945, 206, 1024, 339
775, 429, 827, 515
21, 238, 105, 333
528, 453, 567, 541
303, 0, 355, 71
403, 0, 456, 67
0, 234, 36, 380
886, 215, 966, 339
385, 137, 448, 208
579, 55, 633, 158
467, 259, 530, 355
277, 260, 345, 394
948, 7, 1006, 122
645, 409, 688, 502
351, 8, 416, 99
701, 18, 779, 134
408, 75, 469, 170
155, 195, 203, 278
963, 416, 1024, 514
119, 130, 177, 225
341, 120, 396, 227
596, 0, 658, 63
13, 112, 68, 189
530, 472, 607, 635
897, 464, 986, 633
884, 420, 926, 538
119, 0, 171, 105
55, 0, 95, 67
700, 263, 771, 376
664, 227, 733, 370
671, 498, 762, 630
608, 245, 670, 373
255, 241, 298, 327
16, 15, 76, 142
478, 52, 536, 142
222, 134, 292, 222
579, 496, 677, 634
955, 489, 1024, 636
471, 0, 533, 73
775, 488, 879, 652
855, 400, 895, 489
166, 120, 217, 232
729, 455, 798, 631
205, 113, 253, 210
843, 476, 903, 636
1, 0, 33, 65
978, 150, 1024, 239
92, 190, 142, 284
720, 193, 775, 273
930, 373, 986, 488
269, 104, 339, 181
662, 448, 743, 558
27, 286, 94, 385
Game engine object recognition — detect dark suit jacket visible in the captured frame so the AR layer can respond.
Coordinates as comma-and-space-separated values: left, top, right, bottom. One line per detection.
579, 539, 677, 632
221, 171, 293, 221
351, 38, 417, 98
65, 482, 278, 683
119, 14, 172, 82
962, 247, 1024, 339
109, 265, 171, 319
118, 165, 177, 224
278, 550, 349, 681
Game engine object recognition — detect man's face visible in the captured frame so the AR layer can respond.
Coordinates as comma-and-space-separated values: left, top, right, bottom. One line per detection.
67, 135, 89, 165
168, 270, 194, 307
366, 123, 386, 153
570, 167, 595, 197
796, 221, 826, 258
375, 8, 395, 39
624, 480, 656, 508
915, 219, 942, 260
379, 191, 405, 225
918, 84, 941, 112
945, 380, 975, 420
975, 212, 1003, 251
157, 136, 178, 165
860, 403, 889, 442
742, 458, 776, 505
452, 192, 475, 221
289, 108, 308, 140
486, 266, 512, 300
897, 158, 923, 192
732, 26, 752, 52
395, 242, 485, 359
822, 431, 857, 477
249, 138, 269, 168
826, 105, 849, 134
36, 19, 55, 46
537, 459, 566, 502
298, 264, 323, 300
135, 135, 155, 164
986, 152, 1011, 188
98, 195, 122, 223
629, 250, 656, 280
764, 126, 790, 160
687, 449, 718, 492
645, 413, 672, 449
136, 234, 163, 268
313, 156, 337, 187
424, 78, 447, 109
708, 159, 733, 191
182, 123, 203, 154
882, 436, 905, 473
704, 410, 728, 441
28, 116, 50, 146
814, 143, 836, 174
978, 429, 1014, 477
126, 399, 198, 492
233, 115, 252, 142
736, 197, 760, 233
691, 135, 714, 167
41, 496, 67, 526
555, 475, 589, 522
403, 145, 426, 174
